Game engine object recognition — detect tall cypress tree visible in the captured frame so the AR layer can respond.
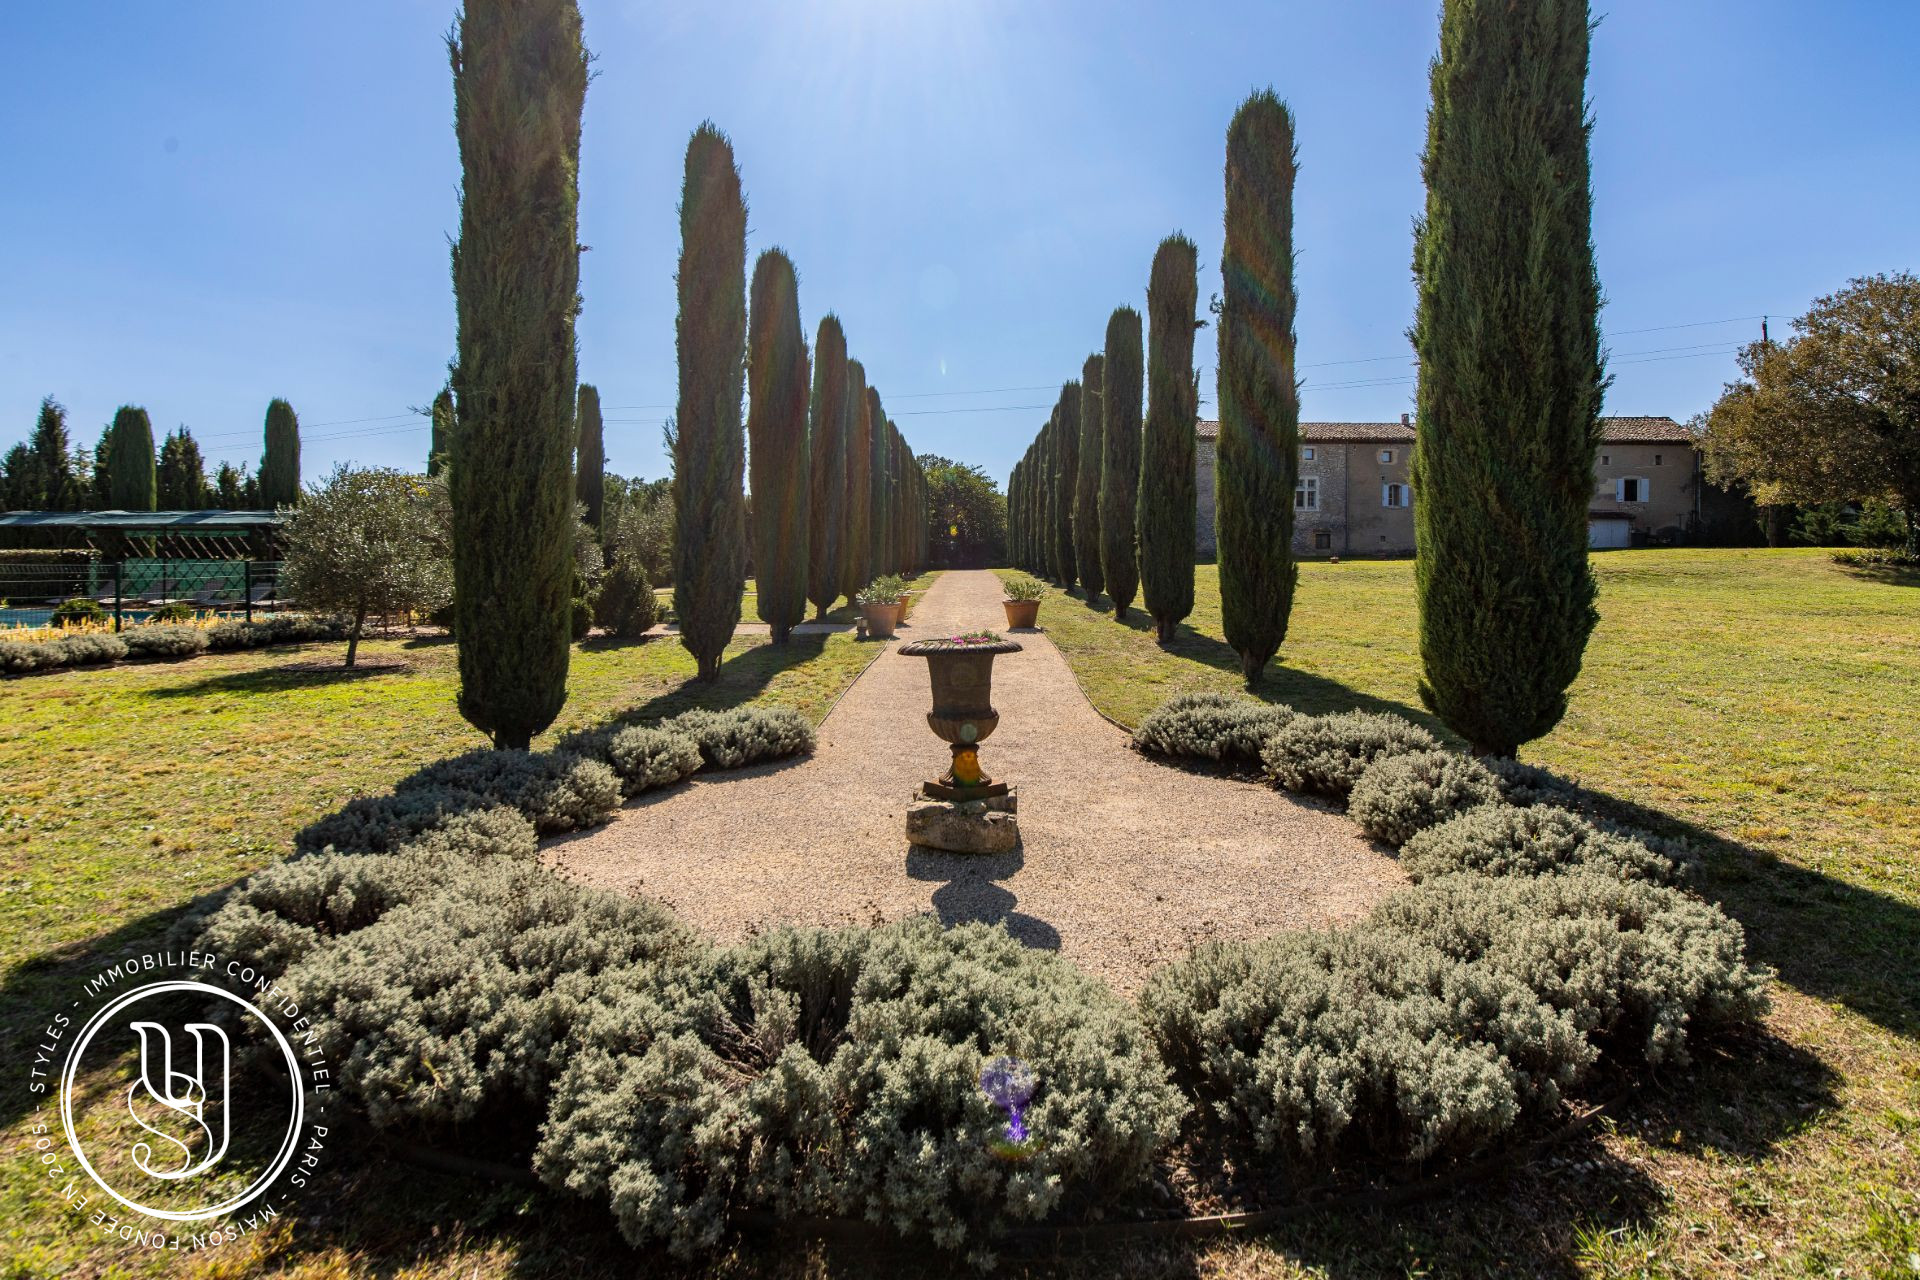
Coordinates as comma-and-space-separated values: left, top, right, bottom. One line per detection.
260, 398, 301, 507
1075, 354, 1106, 600
428, 385, 454, 478
838, 359, 871, 601
575, 383, 605, 531
106, 406, 156, 510
672, 124, 749, 682
868, 389, 890, 577
448, 0, 587, 747
1139, 237, 1199, 641
1217, 90, 1302, 683
806, 315, 848, 618
1102, 307, 1143, 617
1052, 383, 1081, 590
747, 248, 811, 643
157, 426, 209, 508
1412, 0, 1604, 757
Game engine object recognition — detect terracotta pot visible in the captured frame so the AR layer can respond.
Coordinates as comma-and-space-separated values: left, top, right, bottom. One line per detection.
860, 601, 898, 638
1002, 599, 1040, 629
896, 593, 913, 622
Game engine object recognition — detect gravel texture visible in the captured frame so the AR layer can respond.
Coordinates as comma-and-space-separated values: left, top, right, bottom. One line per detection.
548, 570, 1405, 994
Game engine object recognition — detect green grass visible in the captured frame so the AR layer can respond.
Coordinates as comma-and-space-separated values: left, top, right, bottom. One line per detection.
1008, 547, 1920, 1277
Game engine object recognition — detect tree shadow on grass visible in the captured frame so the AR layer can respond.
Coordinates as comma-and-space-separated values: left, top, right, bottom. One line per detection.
142, 660, 408, 698
594, 632, 839, 726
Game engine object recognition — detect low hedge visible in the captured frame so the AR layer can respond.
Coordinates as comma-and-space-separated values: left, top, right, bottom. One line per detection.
1132, 691, 1293, 765
1262, 710, 1440, 800
1, 613, 352, 676
1347, 749, 1501, 846
393, 749, 622, 834
539, 919, 1185, 1260
1399, 805, 1679, 885
664, 706, 817, 770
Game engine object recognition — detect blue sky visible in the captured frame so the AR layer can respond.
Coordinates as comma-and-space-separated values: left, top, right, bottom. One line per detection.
3, 1, 1916, 491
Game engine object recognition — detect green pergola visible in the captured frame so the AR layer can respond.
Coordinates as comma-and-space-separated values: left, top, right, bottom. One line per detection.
0, 509, 284, 558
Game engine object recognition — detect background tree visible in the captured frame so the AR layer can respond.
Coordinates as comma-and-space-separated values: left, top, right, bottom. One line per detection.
838, 362, 871, 599
672, 124, 749, 681
1702, 272, 1920, 553
448, 0, 587, 746
1139, 235, 1199, 641
428, 385, 454, 477
1075, 353, 1106, 599
575, 382, 605, 531
806, 315, 848, 617
157, 426, 209, 508
1411, 0, 1604, 757
214, 461, 257, 508
1216, 90, 1302, 683
280, 464, 453, 667
922, 454, 1006, 566
747, 247, 811, 642
26, 397, 84, 510
1102, 307, 1144, 617
260, 398, 302, 507
105, 405, 157, 510
1, 445, 34, 509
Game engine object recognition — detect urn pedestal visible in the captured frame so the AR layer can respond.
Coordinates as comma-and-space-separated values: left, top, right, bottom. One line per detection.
898, 636, 1023, 852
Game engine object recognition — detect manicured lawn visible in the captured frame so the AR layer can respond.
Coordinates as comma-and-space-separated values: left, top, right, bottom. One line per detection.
1010, 547, 1920, 1277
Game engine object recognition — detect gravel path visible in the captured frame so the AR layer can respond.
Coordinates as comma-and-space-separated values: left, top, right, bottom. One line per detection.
548, 570, 1404, 993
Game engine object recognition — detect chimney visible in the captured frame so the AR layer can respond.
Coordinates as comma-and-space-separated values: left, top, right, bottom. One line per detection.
1400, 413, 1411, 428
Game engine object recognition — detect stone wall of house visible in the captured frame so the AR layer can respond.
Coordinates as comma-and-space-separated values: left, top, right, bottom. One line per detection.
1196, 436, 1218, 555
1590, 442, 1699, 539
1293, 440, 1347, 556
1342, 442, 1416, 555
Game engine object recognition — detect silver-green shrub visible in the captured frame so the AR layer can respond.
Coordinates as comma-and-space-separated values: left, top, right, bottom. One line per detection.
1483, 755, 1584, 810
0, 640, 59, 673
1139, 926, 1590, 1163
538, 919, 1185, 1259
665, 706, 816, 770
556, 723, 703, 797
54, 632, 128, 665
1400, 805, 1676, 885
1372, 870, 1770, 1066
293, 786, 519, 856
1347, 749, 1500, 846
286, 860, 702, 1128
1261, 710, 1440, 799
393, 748, 620, 832
1133, 691, 1294, 764
121, 624, 210, 659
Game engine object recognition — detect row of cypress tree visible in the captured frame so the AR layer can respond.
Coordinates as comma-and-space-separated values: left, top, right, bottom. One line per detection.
1, 397, 302, 513
1013, 0, 1604, 758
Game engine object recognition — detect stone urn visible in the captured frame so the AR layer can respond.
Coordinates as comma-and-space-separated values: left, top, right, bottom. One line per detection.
1002, 599, 1039, 629
898, 634, 1022, 800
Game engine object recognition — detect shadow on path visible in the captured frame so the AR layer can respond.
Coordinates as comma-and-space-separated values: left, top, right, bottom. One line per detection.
905, 844, 1061, 951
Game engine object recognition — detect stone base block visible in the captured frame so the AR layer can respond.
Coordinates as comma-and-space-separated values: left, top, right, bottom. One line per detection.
906, 786, 1020, 855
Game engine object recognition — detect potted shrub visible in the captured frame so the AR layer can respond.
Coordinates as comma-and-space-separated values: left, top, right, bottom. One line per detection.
1002, 575, 1044, 629
856, 582, 900, 639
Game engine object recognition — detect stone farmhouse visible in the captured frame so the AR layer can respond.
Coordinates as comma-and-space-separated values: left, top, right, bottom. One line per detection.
1194, 415, 1702, 556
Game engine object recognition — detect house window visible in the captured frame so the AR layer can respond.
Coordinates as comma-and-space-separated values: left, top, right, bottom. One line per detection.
1295, 476, 1319, 510
1654, 453, 1663, 465
1383, 483, 1409, 508
1617, 476, 1649, 502
1302, 447, 1315, 461
1601, 453, 1610, 466
1378, 449, 1395, 464
1314, 529, 1331, 550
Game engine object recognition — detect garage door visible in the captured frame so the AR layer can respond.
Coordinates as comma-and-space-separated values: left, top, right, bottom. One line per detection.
1587, 519, 1631, 549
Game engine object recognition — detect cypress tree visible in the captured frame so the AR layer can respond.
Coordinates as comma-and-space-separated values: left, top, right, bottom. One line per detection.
1411, 0, 1604, 757
28, 397, 82, 510
868, 390, 890, 576
806, 315, 848, 618
747, 248, 811, 643
1217, 90, 1302, 684
1139, 236, 1199, 641
838, 359, 871, 601
576, 383, 605, 531
260, 398, 301, 507
1036, 415, 1055, 578
1053, 383, 1081, 590
672, 123, 749, 682
1075, 353, 1106, 600
106, 406, 156, 510
447, 0, 587, 747
157, 426, 209, 508
1102, 307, 1143, 617
428, 385, 454, 477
